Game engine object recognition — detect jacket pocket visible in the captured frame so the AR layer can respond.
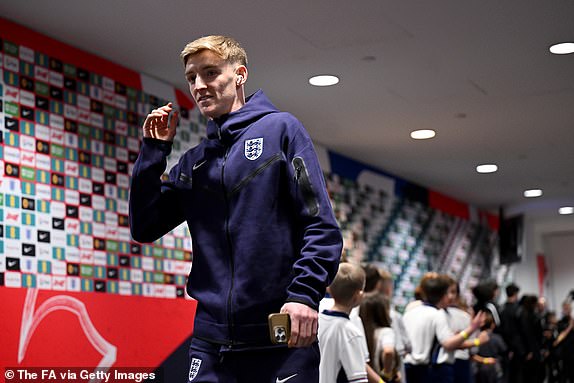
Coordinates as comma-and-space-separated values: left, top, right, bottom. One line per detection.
228, 152, 283, 197
178, 171, 193, 188
292, 156, 319, 217
176, 169, 194, 196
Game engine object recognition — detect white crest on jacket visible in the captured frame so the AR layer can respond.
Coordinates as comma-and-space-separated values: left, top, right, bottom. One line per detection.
244, 137, 263, 160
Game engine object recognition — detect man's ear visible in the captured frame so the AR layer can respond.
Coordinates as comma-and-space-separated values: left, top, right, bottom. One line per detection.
235, 65, 248, 86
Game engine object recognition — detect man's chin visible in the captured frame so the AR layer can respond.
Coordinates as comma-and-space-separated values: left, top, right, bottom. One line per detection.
201, 109, 224, 120
198, 106, 215, 119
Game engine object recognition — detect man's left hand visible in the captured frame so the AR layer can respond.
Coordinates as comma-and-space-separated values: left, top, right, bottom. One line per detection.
280, 302, 318, 348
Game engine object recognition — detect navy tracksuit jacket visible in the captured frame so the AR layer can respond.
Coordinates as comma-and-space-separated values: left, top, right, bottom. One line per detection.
129, 90, 342, 347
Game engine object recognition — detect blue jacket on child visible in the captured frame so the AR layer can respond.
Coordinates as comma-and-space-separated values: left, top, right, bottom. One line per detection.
129, 90, 342, 346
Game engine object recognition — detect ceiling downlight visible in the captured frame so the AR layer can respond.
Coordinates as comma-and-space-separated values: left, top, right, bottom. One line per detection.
476, 164, 498, 174
410, 129, 436, 140
549, 42, 574, 55
309, 75, 339, 87
523, 189, 543, 198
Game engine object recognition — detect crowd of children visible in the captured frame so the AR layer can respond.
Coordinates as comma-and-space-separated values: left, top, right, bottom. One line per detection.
317, 263, 574, 383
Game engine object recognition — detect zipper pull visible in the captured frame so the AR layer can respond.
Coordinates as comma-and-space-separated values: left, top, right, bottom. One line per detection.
295, 165, 302, 182
293, 158, 302, 181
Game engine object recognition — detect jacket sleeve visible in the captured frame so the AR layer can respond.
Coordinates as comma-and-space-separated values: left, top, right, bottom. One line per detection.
284, 118, 343, 310
129, 137, 186, 243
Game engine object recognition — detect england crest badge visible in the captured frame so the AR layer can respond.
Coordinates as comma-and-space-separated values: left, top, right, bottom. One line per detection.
188, 358, 202, 381
244, 137, 263, 160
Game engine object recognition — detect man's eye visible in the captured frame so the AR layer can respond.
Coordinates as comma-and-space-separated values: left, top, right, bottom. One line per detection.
187, 75, 196, 83
207, 70, 218, 77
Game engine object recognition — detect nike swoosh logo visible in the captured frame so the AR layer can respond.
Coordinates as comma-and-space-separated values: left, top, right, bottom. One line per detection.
276, 373, 298, 383
193, 160, 207, 170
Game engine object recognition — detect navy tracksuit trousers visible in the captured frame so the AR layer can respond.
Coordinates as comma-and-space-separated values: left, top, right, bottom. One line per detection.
187, 338, 320, 383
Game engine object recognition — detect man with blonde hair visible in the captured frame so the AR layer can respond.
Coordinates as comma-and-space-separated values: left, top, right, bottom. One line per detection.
129, 35, 342, 382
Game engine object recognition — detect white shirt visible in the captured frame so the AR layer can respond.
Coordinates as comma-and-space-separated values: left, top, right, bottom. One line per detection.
350, 305, 367, 340
446, 306, 472, 360
435, 309, 456, 364
390, 308, 411, 356
318, 310, 369, 383
372, 326, 396, 373
403, 304, 454, 365
321, 298, 368, 352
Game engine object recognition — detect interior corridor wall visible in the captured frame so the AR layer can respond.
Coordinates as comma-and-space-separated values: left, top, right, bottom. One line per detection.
514, 214, 574, 311
543, 232, 574, 310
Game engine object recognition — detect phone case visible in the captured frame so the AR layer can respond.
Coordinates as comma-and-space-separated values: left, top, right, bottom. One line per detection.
268, 313, 290, 344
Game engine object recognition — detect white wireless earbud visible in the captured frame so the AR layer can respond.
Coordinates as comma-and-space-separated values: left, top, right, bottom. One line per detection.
237, 75, 243, 85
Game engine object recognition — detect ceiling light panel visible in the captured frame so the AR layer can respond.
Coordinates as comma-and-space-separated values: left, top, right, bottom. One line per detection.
523, 189, 543, 198
410, 129, 436, 140
476, 164, 498, 174
549, 42, 574, 55
309, 75, 339, 87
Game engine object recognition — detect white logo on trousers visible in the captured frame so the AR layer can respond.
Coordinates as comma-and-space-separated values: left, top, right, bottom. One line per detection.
188, 358, 202, 381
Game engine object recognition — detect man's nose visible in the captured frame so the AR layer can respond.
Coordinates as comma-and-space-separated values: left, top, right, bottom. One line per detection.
194, 75, 207, 90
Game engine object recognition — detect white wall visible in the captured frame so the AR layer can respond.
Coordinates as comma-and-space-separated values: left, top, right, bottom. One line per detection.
544, 232, 574, 310
514, 214, 574, 311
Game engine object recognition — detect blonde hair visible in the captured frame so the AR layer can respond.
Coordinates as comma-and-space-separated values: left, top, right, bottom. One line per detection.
329, 263, 366, 306
180, 35, 248, 66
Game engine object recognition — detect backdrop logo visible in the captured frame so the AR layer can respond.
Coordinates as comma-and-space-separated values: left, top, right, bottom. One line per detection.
19, 289, 117, 371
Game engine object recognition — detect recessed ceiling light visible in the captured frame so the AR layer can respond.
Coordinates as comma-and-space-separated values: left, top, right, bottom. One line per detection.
309, 75, 339, 87
410, 129, 436, 140
559, 206, 574, 215
476, 164, 498, 174
549, 42, 574, 55
523, 189, 543, 198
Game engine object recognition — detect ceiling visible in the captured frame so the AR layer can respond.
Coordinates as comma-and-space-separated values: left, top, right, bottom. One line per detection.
1, 0, 574, 219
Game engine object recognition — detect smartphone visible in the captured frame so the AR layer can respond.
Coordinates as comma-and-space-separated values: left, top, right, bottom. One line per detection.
268, 313, 291, 344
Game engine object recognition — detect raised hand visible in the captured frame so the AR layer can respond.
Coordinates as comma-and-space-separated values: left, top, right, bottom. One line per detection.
470, 310, 486, 331
143, 102, 179, 141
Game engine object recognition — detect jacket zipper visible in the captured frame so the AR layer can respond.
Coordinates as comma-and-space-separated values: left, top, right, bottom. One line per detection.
228, 152, 282, 197
221, 143, 235, 344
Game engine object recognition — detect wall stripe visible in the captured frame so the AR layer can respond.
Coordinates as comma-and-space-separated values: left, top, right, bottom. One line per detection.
0, 17, 142, 89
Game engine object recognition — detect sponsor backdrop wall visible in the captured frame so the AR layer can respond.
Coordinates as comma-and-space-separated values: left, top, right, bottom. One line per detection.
0, 18, 198, 382
0, 18, 498, 382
